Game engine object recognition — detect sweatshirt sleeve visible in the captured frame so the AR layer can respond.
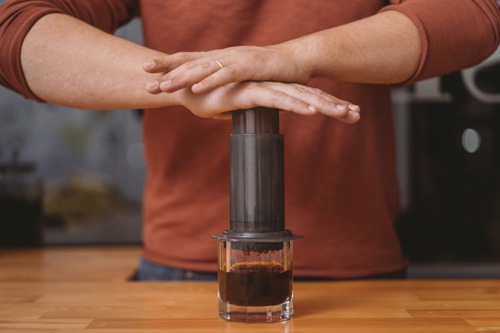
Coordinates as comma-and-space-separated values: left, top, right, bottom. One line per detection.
379, 0, 500, 88
0, 0, 139, 102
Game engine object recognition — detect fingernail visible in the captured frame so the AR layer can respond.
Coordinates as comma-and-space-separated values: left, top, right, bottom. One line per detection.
193, 83, 202, 90
336, 104, 347, 111
160, 80, 171, 89
143, 61, 154, 70
146, 81, 158, 90
349, 104, 359, 110
349, 110, 360, 118
308, 105, 316, 113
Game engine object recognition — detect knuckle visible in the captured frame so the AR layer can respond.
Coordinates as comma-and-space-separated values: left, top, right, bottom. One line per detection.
203, 75, 218, 87
305, 86, 323, 96
185, 61, 197, 69
159, 74, 170, 82
270, 90, 285, 108
338, 107, 349, 117
294, 86, 308, 95
311, 87, 324, 95
271, 90, 284, 100
223, 66, 237, 80
311, 87, 327, 97
172, 73, 184, 82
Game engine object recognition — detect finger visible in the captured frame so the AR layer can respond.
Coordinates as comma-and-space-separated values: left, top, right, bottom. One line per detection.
295, 85, 361, 123
142, 51, 207, 73
145, 80, 163, 95
346, 104, 361, 122
159, 59, 223, 93
303, 86, 360, 123
238, 83, 317, 116
264, 83, 360, 124
301, 86, 360, 120
191, 65, 248, 94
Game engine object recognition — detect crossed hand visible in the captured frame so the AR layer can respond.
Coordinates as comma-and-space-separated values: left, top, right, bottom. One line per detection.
143, 45, 360, 122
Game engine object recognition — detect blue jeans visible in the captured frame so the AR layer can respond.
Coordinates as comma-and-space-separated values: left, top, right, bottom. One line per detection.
138, 257, 406, 281
138, 257, 218, 281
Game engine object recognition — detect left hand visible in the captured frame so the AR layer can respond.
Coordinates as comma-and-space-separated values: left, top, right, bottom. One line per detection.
143, 44, 312, 95
174, 81, 360, 123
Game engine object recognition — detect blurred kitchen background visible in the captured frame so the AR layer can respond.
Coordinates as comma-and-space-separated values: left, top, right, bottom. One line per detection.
1, 7, 499, 278
0, 17, 145, 246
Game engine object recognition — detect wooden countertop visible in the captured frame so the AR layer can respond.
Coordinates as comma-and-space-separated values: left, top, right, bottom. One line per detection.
1, 247, 499, 332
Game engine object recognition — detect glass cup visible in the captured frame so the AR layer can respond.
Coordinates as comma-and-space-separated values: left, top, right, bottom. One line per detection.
217, 240, 294, 323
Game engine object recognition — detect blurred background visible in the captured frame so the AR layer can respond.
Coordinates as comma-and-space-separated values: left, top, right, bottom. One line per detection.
0, 17, 145, 247
1, 10, 499, 279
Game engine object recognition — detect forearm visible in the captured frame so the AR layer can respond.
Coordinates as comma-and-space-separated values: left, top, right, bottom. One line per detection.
21, 13, 177, 110
147, 10, 422, 93
292, 10, 421, 85
20, 13, 358, 121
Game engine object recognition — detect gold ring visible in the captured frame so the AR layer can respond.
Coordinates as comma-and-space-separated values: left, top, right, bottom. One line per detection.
214, 59, 224, 69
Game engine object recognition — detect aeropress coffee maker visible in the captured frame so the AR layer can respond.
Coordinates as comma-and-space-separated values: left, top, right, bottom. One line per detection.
213, 107, 302, 323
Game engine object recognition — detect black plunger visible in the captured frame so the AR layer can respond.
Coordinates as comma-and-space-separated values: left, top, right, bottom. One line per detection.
213, 107, 302, 248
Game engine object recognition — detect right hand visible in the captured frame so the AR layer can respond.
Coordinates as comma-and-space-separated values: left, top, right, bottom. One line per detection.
142, 44, 312, 95
166, 81, 361, 123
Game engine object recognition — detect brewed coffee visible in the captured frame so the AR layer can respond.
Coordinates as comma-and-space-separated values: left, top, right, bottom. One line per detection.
218, 262, 292, 307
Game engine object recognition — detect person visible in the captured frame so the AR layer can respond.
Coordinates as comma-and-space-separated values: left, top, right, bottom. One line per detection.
0, 0, 499, 281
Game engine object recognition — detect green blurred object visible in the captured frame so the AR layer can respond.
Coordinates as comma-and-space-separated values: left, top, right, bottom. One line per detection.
59, 122, 90, 154
44, 175, 120, 230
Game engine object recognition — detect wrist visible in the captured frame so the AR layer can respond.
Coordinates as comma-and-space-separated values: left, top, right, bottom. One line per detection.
270, 38, 314, 84
282, 34, 324, 81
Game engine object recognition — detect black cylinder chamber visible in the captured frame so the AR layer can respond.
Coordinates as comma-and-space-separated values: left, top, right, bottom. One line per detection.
230, 108, 284, 233
213, 107, 302, 247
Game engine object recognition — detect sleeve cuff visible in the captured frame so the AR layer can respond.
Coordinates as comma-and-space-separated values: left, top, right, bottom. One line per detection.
377, 6, 429, 89
3, 7, 67, 103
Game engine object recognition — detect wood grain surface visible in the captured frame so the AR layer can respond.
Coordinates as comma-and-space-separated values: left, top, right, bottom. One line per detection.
1, 247, 499, 332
